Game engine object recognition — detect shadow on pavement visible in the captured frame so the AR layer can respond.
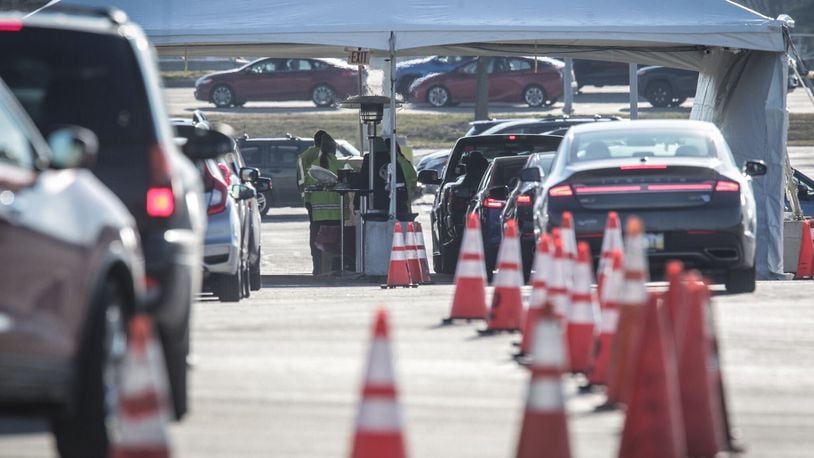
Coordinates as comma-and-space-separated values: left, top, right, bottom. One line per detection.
0, 418, 49, 435
262, 212, 308, 223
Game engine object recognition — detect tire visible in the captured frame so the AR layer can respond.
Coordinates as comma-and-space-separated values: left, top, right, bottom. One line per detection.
216, 268, 242, 302
523, 85, 548, 108
438, 243, 459, 275
210, 84, 235, 108
645, 80, 674, 108
250, 248, 262, 291
241, 260, 251, 298
426, 85, 451, 107
725, 266, 756, 294
258, 190, 272, 216
52, 280, 128, 458
311, 84, 336, 107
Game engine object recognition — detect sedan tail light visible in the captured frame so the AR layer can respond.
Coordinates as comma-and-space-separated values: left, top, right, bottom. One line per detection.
516, 194, 532, 206
205, 162, 229, 215
549, 185, 574, 197
147, 145, 176, 218
715, 180, 740, 192
146, 187, 175, 218
217, 163, 232, 184
483, 197, 504, 209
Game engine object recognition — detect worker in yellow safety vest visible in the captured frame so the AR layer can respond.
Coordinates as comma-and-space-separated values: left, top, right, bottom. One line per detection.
297, 130, 325, 275
303, 131, 353, 274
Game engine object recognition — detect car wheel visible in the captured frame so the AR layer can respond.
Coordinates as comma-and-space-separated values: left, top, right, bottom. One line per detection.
250, 248, 262, 291
52, 280, 128, 458
438, 243, 459, 275
311, 84, 336, 108
725, 266, 756, 294
426, 85, 450, 107
216, 267, 242, 302
645, 80, 674, 108
523, 85, 548, 108
211, 84, 235, 108
258, 190, 272, 216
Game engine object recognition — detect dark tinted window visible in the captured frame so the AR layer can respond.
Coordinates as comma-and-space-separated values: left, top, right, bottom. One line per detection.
272, 145, 300, 164
240, 146, 264, 166
445, 135, 562, 182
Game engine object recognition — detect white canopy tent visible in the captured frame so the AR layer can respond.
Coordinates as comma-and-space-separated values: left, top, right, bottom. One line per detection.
63, 0, 793, 278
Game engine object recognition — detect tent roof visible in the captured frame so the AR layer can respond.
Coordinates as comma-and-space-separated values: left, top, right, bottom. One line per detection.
61, 0, 787, 57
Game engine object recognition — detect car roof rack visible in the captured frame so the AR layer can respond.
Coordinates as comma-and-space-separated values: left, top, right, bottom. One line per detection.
25, 3, 128, 25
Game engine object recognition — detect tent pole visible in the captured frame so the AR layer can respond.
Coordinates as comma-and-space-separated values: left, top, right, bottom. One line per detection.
388, 32, 397, 221
629, 63, 638, 120
563, 58, 574, 115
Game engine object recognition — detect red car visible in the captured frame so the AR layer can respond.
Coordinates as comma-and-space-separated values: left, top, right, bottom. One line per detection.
194, 57, 360, 108
409, 57, 571, 108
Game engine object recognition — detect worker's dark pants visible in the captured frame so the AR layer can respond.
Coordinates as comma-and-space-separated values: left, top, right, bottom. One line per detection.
306, 204, 321, 275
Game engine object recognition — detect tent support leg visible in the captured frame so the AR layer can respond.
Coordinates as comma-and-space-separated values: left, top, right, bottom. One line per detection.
629, 63, 638, 120
563, 58, 574, 115
388, 32, 397, 221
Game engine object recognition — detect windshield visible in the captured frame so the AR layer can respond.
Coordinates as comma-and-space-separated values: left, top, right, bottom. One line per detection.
445, 135, 562, 182
569, 129, 715, 163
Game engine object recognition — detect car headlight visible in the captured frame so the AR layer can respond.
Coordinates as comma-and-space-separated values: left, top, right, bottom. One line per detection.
196, 77, 212, 86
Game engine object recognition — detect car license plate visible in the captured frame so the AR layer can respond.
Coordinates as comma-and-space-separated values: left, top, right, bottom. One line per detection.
644, 233, 665, 251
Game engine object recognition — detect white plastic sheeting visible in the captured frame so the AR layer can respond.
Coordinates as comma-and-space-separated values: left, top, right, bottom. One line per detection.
58, 0, 791, 277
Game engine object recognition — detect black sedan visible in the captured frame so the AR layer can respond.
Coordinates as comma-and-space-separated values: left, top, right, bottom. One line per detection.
467, 156, 530, 280
418, 134, 563, 274
637, 66, 698, 108
531, 120, 766, 293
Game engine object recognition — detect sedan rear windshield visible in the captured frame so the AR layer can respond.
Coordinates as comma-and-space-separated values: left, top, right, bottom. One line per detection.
445, 135, 562, 181
569, 130, 715, 163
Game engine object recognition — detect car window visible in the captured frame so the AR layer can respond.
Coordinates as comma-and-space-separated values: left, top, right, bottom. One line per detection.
240, 146, 264, 166
460, 62, 477, 75
0, 99, 34, 169
271, 145, 300, 164
311, 60, 327, 70
490, 58, 509, 74
508, 59, 532, 72
250, 59, 278, 73
570, 130, 715, 163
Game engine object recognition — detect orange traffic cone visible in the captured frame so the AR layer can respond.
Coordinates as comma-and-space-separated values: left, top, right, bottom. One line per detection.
518, 233, 552, 357
404, 222, 423, 285
382, 222, 414, 288
663, 260, 688, 349
567, 242, 598, 374
676, 274, 726, 458
795, 219, 814, 279
605, 217, 649, 407
547, 238, 572, 321
560, 211, 578, 279
483, 219, 525, 333
444, 213, 489, 323
617, 293, 686, 458
516, 302, 572, 458
588, 249, 623, 386
598, 211, 623, 298
414, 222, 433, 284
111, 315, 172, 458
351, 308, 407, 458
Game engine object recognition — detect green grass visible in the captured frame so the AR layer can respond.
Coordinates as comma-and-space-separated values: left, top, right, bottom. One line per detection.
203, 110, 814, 149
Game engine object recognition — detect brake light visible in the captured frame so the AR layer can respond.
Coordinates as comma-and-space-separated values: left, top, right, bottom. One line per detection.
206, 162, 229, 215
620, 165, 668, 170
146, 187, 175, 218
508, 135, 517, 141
549, 185, 573, 197
647, 182, 714, 192
715, 181, 740, 192
516, 194, 532, 206
574, 184, 642, 194
217, 163, 232, 184
0, 20, 23, 32
483, 197, 504, 209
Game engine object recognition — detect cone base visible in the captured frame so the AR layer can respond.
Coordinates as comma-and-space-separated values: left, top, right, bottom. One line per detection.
516, 413, 571, 458
351, 432, 406, 458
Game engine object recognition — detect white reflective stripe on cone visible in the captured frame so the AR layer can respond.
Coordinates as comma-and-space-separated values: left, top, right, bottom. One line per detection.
527, 378, 565, 413
113, 413, 171, 447
365, 339, 395, 385
621, 278, 647, 306
390, 248, 407, 261
460, 228, 485, 255
529, 289, 547, 309
531, 320, 566, 368
493, 268, 523, 288
600, 308, 619, 333
455, 259, 486, 279
551, 293, 570, 319
356, 399, 402, 431
568, 302, 596, 324
417, 247, 427, 258
496, 237, 522, 264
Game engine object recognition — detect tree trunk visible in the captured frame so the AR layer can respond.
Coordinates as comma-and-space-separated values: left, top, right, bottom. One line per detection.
474, 57, 491, 121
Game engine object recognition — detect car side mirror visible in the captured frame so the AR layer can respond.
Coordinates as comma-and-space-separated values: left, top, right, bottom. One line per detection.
231, 183, 256, 200
253, 177, 272, 193
176, 123, 235, 160
743, 160, 767, 177
519, 167, 542, 182
47, 126, 98, 169
240, 166, 260, 183
418, 169, 441, 185
488, 186, 509, 200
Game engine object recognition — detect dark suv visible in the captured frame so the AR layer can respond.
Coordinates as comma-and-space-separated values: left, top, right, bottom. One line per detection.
0, 7, 211, 444
238, 135, 361, 211
418, 134, 563, 274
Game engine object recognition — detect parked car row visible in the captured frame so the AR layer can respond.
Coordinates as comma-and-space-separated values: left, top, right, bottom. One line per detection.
0, 7, 271, 456
419, 119, 769, 294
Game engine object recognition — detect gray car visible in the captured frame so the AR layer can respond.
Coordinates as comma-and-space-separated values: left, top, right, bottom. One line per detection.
0, 79, 146, 455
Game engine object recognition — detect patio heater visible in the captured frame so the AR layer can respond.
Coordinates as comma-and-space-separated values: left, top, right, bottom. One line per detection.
341, 95, 401, 275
